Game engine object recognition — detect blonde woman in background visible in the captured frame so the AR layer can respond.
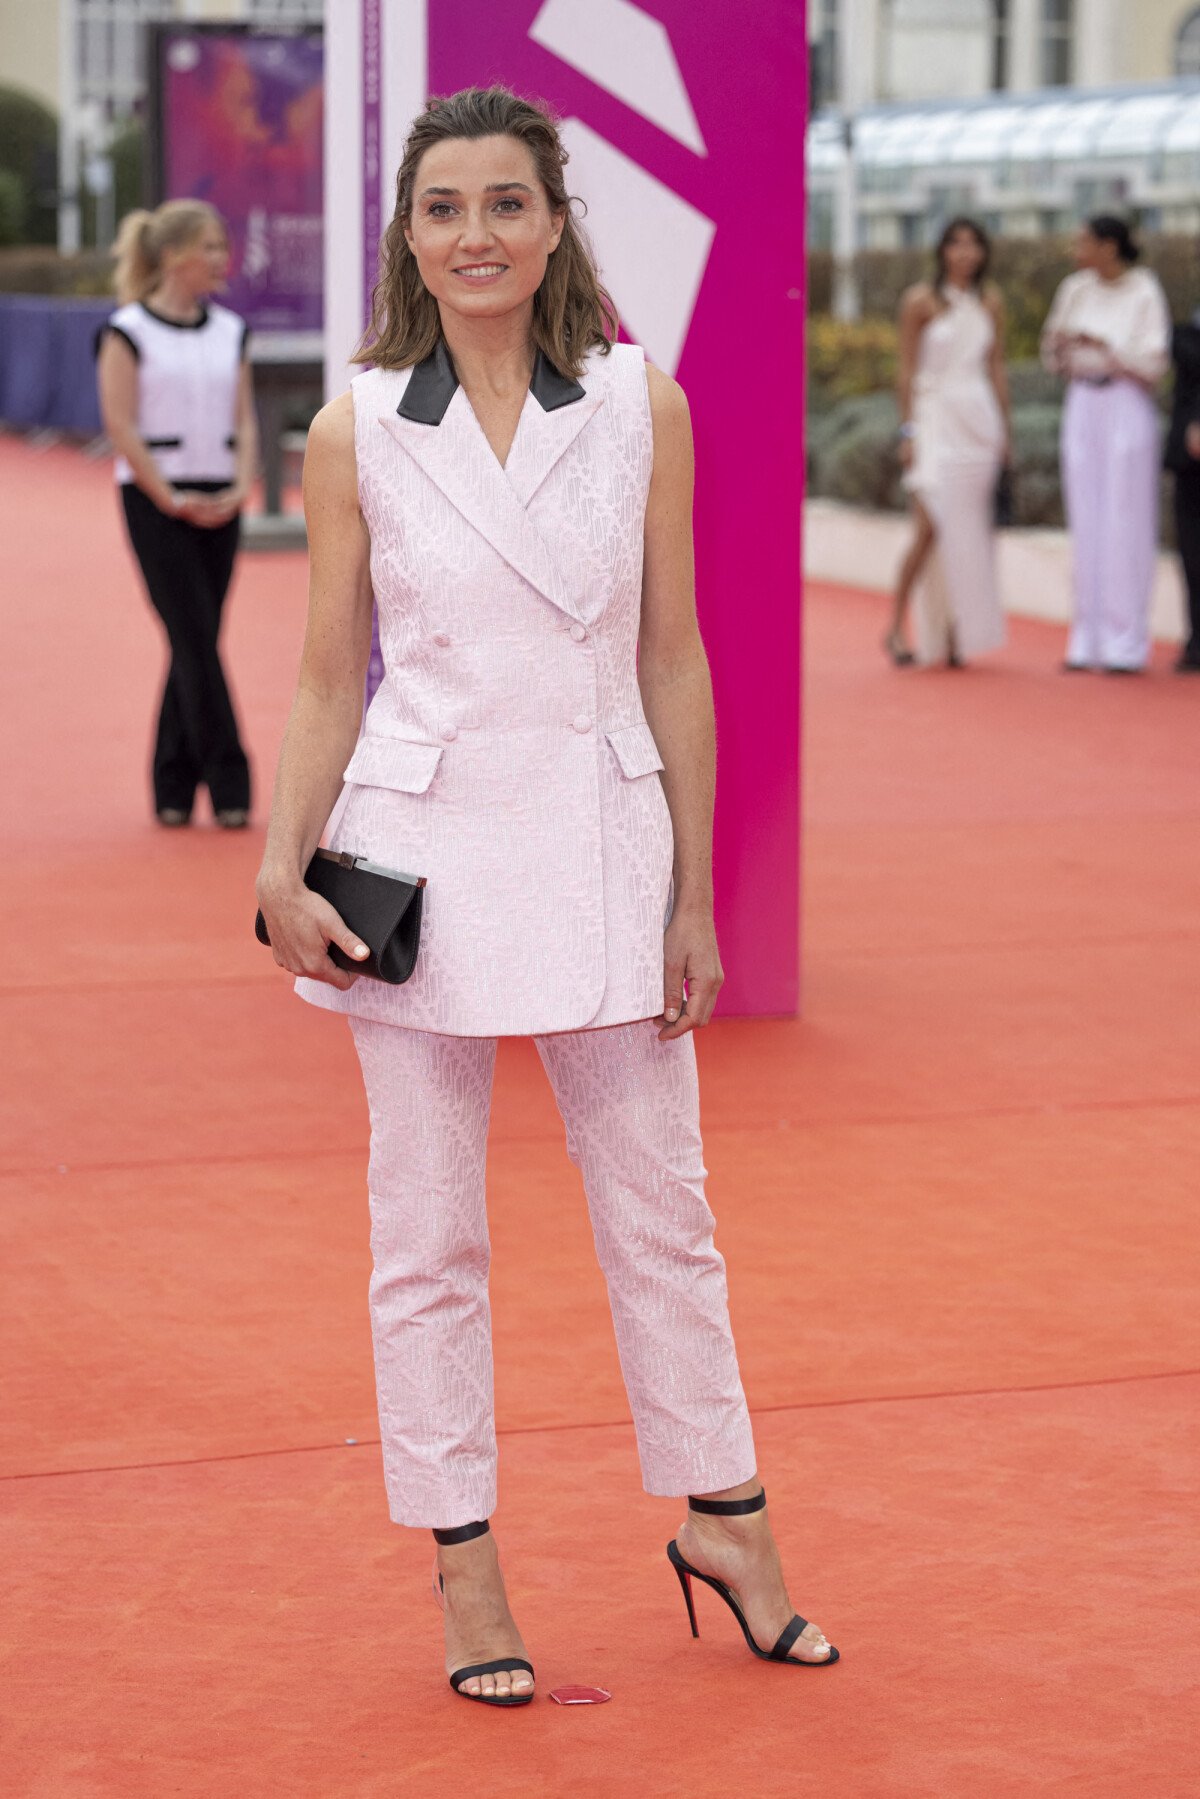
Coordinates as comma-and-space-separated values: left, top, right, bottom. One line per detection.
96, 201, 257, 827
886, 217, 1010, 668
1042, 215, 1171, 674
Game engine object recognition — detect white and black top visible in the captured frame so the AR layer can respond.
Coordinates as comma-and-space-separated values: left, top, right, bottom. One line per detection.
100, 300, 248, 486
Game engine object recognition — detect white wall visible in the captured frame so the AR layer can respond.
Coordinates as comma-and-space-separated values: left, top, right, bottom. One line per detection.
881, 0, 993, 102
0, 0, 60, 111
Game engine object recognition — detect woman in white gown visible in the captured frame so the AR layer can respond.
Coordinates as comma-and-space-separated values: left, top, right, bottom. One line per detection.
1041, 216, 1170, 674
886, 218, 1010, 667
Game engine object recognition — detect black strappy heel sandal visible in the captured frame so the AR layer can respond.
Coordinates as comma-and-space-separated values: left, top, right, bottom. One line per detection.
883, 628, 916, 666
432, 1520, 535, 1707
666, 1489, 839, 1668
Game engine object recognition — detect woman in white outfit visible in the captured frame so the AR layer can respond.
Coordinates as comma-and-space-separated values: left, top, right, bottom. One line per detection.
256, 87, 837, 1709
1041, 216, 1171, 674
886, 217, 1009, 668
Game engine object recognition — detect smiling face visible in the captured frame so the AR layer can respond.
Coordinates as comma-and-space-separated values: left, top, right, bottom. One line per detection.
165, 220, 231, 299
403, 134, 564, 325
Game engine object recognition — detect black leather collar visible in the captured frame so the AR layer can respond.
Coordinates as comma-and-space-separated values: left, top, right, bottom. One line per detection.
397, 340, 585, 425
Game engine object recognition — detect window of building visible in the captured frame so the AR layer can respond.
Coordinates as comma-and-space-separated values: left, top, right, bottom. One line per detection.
1176, 8, 1200, 77
1040, 0, 1074, 88
244, 0, 325, 18
810, 0, 839, 112
991, 0, 1010, 91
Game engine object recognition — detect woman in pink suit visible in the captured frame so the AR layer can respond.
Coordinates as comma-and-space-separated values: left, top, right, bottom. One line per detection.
256, 87, 836, 1706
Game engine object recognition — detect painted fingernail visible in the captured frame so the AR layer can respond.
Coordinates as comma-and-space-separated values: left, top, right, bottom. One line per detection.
666, 1007, 678, 1020
353, 943, 369, 958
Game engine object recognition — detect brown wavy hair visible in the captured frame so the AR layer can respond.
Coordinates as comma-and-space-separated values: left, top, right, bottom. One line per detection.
355, 86, 617, 377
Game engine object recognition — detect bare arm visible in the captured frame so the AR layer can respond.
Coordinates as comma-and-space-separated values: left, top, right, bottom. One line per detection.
232, 357, 260, 503
96, 330, 181, 515
254, 393, 375, 987
637, 363, 721, 1040
1041, 277, 1073, 374
896, 286, 933, 465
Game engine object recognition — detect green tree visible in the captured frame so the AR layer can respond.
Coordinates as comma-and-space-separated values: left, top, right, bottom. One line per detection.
0, 168, 25, 247
0, 84, 58, 245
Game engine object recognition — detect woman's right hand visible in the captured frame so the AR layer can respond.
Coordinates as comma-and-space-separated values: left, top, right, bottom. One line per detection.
256, 877, 370, 990
174, 489, 233, 528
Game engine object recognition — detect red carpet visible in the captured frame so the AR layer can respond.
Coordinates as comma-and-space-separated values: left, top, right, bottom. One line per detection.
2, 436, 1198, 1794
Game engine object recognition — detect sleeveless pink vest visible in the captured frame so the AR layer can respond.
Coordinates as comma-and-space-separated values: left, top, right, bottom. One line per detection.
296, 342, 672, 1036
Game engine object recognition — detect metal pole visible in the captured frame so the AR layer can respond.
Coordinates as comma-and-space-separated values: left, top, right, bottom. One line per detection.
832, 0, 871, 322
832, 115, 859, 321
58, 0, 81, 254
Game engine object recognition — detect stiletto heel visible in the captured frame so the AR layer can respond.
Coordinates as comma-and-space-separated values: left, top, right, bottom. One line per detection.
883, 628, 916, 667
673, 1558, 700, 1637
431, 1519, 535, 1707
666, 1489, 839, 1668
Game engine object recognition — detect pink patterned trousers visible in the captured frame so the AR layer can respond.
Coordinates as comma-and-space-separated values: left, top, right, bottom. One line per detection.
349, 1015, 758, 1527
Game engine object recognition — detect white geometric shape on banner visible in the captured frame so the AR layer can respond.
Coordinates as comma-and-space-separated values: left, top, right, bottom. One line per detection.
559, 118, 715, 376
530, 0, 707, 157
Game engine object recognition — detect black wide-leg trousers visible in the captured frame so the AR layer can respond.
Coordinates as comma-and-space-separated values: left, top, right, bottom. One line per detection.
121, 484, 252, 815
1173, 464, 1200, 662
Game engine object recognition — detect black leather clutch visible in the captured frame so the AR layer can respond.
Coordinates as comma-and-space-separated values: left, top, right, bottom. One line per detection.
255, 848, 425, 985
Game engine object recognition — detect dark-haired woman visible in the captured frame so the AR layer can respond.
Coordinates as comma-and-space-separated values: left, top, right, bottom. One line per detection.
256, 88, 837, 1707
1042, 216, 1171, 673
886, 217, 1009, 667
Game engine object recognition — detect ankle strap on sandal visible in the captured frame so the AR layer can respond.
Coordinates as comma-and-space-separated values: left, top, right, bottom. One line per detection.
432, 1519, 490, 1545
688, 1488, 766, 1516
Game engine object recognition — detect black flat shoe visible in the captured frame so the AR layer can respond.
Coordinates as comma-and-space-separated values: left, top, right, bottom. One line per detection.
666, 1489, 839, 1668
433, 1520, 535, 1707
156, 807, 191, 828
215, 808, 250, 829
883, 629, 915, 666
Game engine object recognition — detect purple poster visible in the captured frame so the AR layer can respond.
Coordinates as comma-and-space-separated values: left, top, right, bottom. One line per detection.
158, 29, 324, 332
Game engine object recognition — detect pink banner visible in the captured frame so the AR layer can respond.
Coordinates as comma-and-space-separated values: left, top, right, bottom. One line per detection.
421, 1, 805, 1016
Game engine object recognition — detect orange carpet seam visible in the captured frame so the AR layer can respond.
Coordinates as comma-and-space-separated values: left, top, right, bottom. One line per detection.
4, 1365, 1196, 1487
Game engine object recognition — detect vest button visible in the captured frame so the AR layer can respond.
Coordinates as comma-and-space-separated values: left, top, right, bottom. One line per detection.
433, 632, 451, 648
572, 715, 592, 734
440, 725, 458, 742
569, 624, 587, 642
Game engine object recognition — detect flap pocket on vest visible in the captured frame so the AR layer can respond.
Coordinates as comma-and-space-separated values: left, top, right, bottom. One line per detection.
605, 720, 665, 779
343, 736, 444, 794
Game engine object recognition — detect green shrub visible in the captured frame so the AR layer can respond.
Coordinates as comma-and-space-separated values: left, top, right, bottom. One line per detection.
0, 85, 58, 245
0, 169, 24, 247
110, 120, 145, 221
1007, 402, 1065, 527
1006, 360, 1061, 408
807, 391, 904, 512
807, 390, 1068, 524
807, 315, 899, 408
809, 234, 1200, 360
0, 246, 112, 294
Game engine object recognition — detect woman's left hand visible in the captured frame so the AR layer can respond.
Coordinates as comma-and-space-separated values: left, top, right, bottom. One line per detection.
184, 485, 245, 528
658, 904, 724, 1041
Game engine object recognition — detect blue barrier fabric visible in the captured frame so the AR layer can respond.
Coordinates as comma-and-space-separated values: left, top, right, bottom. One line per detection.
0, 296, 110, 434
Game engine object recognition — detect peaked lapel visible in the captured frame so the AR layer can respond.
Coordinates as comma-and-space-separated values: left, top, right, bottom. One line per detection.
376, 345, 606, 624
503, 381, 605, 511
